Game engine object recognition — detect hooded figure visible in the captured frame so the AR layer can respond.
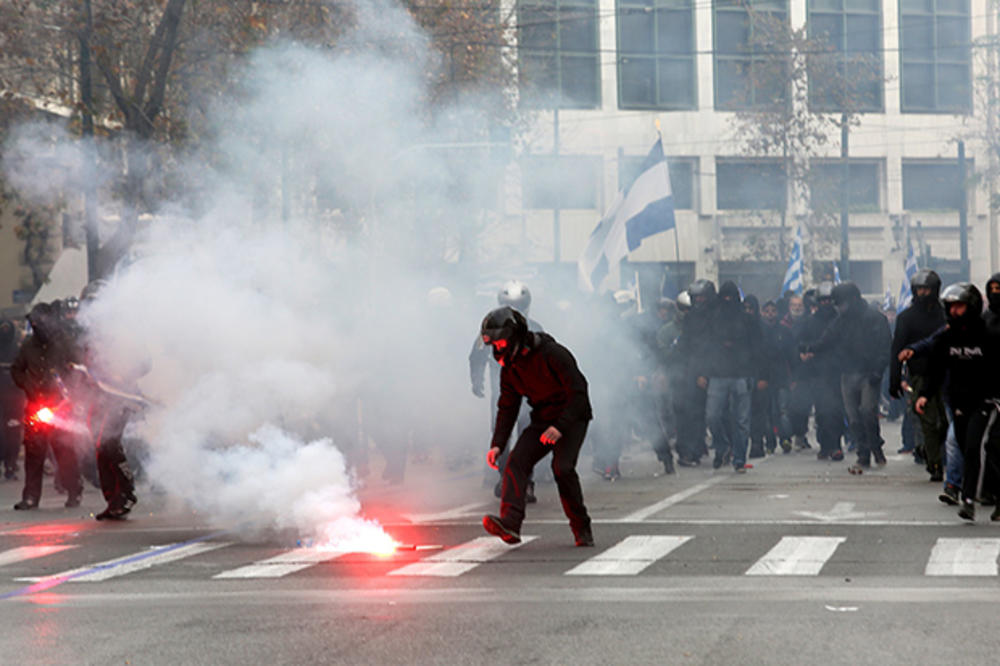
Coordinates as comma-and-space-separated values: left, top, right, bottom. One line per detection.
694, 281, 766, 472
10, 302, 84, 510
802, 282, 891, 471
889, 269, 947, 480
985, 272, 1000, 335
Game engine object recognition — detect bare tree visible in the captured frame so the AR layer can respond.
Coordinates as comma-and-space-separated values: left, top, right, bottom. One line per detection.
728, 6, 882, 277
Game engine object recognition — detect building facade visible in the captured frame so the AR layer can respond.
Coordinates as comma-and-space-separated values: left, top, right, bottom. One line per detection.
508, 0, 999, 299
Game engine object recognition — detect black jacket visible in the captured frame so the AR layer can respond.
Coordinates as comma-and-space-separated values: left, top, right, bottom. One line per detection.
692, 283, 766, 380
492, 333, 592, 452
921, 315, 1000, 411
889, 299, 946, 393
799, 305, 840, 379
806, 300, 891, 377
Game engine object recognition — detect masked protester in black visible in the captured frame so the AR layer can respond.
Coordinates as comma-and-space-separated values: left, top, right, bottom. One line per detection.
0, 318, 25, 480
468, 281, 544, 501
914, 283, 1000, 521
889, 269, 948, 481
801, 282, 891, 472
798, 283, 845, 460
673, 279, 716, 466
10, 303, 84, 509
479, 307, 595, 547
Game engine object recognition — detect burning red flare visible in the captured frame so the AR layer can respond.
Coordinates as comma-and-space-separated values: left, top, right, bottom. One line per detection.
316, 518, 401, 557
34, 407, 55, 425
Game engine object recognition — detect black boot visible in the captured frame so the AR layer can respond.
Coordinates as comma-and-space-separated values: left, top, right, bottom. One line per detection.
573, 524, 595, 547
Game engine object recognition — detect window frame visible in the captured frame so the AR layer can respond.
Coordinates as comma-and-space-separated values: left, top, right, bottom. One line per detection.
517, 0, 602, 109
616, 0, 698, 110
713, 0, 790, 111
716, 158, 787, 211
898, 0, 971, 113
806, 0, 884, 113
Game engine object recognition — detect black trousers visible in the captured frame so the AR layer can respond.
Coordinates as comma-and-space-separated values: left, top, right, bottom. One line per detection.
674, 382, 707, 461
955, 404, 1000, 503
812, 375, 845, 454
95, 406, 135, 506
500, 420, 590, 533
22, 422, 81, 503
0, 392, 24, 474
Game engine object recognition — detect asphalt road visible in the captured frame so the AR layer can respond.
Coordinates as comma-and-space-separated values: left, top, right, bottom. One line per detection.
3, 420, 1000, 665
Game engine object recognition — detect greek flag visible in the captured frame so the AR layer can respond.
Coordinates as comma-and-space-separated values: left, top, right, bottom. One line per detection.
781, 227, 803, 296
578, 139, 675, 293
833, 262, 842, 284
896, 245, 918, 314
883, 283, 894, 311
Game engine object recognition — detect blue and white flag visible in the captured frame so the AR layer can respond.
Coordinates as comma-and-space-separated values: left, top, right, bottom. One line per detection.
896, 245, 918, 314
781, 227, 804, 296
833, 262, 842, 285
883, 283, 894, 312
578, 139, 675, 292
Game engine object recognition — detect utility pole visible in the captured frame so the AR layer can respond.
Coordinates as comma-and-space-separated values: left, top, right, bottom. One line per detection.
552, 108, 560, 263
839, 114, 850, 281
958, 140, 969, 280
79, 0, 100, 281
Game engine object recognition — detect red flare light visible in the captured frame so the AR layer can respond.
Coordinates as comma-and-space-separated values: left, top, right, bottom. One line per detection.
34, 407, 55, 424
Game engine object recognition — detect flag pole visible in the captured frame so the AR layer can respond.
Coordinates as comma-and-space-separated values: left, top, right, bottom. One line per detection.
656, 118, 682, 291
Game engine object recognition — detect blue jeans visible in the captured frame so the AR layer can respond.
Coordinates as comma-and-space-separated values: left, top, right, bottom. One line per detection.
706, 377, 752, 468
944, 419, 962, 489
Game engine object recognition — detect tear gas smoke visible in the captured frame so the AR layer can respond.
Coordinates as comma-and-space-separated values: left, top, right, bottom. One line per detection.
1, 0, 504, 546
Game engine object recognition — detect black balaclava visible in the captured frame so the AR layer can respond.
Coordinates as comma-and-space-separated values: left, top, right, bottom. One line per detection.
987, 273, 1000, 313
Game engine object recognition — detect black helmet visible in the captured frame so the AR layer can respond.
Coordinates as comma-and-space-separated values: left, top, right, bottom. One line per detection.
941, 282, 983, 323
480, 306, 530, 367
688, 279, 716, 299
831, 282, 861, 314
911, 269, 942, 301
26, 302, 58, 344
688, 279, 716, 309
497, 280, 531, 313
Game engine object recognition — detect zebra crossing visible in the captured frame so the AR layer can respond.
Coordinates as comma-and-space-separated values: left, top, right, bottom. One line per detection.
4, 533, 1000, 588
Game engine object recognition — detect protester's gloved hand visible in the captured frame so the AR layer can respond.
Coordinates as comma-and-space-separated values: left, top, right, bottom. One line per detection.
472, 382, 485, 398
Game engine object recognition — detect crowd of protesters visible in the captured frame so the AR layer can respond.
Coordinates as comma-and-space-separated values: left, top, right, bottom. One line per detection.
475, 271, 1000, 527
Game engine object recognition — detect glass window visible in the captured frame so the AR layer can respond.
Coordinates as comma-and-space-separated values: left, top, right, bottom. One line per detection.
899, 0, 970, 112
619, 156, 696, 210
716, 161, 786, 210
809, 161, 881, 212
808, 0, 883, 111
617, 0, 697, 110
714, 0, 788, 110
902, 161, 966, 210
522, 155, 602, 209
518, 1, 601, 109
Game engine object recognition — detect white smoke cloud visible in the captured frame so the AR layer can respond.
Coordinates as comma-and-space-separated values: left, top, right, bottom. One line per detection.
4, 0, 503, 544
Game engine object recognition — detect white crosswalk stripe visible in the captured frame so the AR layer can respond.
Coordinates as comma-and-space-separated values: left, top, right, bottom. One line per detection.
925, 538, 1000, 576
745, 536, 846, 576
565, 535, 692, 576
387, 536, 537, 577
0, 545, 76, 568
214, 547, 349, 579
15, 542, 231, 583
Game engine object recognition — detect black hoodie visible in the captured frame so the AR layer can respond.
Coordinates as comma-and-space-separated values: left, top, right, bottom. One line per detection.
492, 332, 593, 452
889, 292, 946, 393
693, 281, 766, 380
985, 272, 1000, 336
